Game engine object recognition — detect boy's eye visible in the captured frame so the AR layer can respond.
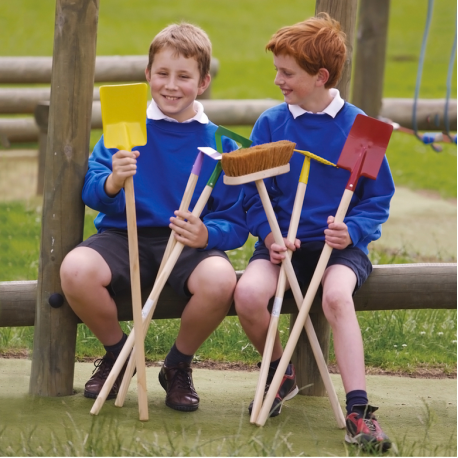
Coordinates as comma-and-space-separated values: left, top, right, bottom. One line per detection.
180, 75, 190, 79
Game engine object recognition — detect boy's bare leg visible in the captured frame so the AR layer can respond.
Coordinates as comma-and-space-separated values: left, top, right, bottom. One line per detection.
176, 256, 237, 354
234, 259, 282, 360
159, 256, 237, 411
60, 247, 123, 346
61, 246, 127, 399
321, 264, 366, 392
234, 259, 298, 417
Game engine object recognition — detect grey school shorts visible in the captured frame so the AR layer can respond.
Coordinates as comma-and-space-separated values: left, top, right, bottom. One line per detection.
78, 228, 229, 298
249, 240, 372, 293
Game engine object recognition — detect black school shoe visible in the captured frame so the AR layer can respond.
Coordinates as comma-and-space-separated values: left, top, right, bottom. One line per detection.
345, 404, 392, 452
84, 351, 127, 399
248, 362, 299, 417
158, 362, 199, 412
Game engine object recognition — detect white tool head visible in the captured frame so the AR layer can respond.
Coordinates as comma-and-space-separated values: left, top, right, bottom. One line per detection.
197, 147, 222, 161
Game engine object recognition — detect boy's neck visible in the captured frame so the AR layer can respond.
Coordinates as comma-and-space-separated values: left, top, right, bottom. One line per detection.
297, 87, 334, 114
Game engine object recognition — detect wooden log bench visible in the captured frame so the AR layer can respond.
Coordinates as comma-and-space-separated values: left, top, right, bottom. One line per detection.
1, 263, 456, 396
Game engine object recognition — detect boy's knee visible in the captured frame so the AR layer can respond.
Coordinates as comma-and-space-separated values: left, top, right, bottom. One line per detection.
322, 288, 354, 319
60, 248, 106, 292
234, 281, 267, 317
190, 257, 236, 299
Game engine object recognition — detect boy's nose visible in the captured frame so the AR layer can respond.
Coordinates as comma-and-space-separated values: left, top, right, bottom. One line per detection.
274, 72, 283, 85
165, 77, 178, 89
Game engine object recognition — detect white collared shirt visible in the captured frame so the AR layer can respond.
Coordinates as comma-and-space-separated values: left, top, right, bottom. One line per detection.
288, 88, 344, 119
146, 99, 209, 124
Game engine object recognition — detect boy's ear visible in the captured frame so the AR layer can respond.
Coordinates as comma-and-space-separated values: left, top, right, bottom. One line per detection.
145, 67, 151, 83
316, 68, 330, 87
197, 73, 212, 96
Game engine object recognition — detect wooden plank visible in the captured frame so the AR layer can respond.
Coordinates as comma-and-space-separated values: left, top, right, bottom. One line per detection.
1, 264, 456, 327
351, 0, 390, 117
29, 0, 99, 397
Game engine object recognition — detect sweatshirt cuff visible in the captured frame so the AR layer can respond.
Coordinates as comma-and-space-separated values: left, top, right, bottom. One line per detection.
202, 225, 219, 251
96, 176, 125, 206
258, 221, 272, 243
346, 221, 361, 247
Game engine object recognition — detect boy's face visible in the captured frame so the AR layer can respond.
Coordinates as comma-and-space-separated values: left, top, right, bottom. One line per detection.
145, 46, 210, 122
273, 53, 327, 110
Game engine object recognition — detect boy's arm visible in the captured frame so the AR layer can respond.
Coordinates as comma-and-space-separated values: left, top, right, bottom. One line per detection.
343, 157, 395, 246
197, 136, 250, 251
82, 137, 127, 215
202, 186, 249, 251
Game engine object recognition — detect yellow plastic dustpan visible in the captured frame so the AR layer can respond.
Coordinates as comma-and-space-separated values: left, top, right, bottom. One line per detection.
100, 83, 147, 150
98, 82, 149, 421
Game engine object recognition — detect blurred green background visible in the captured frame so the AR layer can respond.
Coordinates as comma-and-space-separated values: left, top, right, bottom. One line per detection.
1, 0, 456, 197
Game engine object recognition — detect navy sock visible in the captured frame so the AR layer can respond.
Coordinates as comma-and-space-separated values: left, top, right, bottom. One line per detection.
346, 389, 369, 416
269, 358, 293, 376
104, 332, 128, 359
165, 342, 193, 367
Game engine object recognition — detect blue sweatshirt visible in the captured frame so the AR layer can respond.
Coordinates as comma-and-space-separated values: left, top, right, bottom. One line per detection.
83, 119, 249, 252
245, 102, 395, 254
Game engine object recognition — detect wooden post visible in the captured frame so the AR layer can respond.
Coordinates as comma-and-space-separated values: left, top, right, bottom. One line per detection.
34, 103, 49, 196
289, 0, 358, 398
29, 0, 99, 396
351, 0, 390, 117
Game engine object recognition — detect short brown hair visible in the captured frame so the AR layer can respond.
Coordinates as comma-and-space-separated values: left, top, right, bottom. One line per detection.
147, 22, 212, 83
266, 13, 346, 88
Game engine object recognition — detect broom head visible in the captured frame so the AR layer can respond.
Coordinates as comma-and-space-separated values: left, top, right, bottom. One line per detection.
222, 140, 295, 185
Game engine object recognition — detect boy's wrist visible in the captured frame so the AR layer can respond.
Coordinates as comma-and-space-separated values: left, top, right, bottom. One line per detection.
104, 174, 122, 197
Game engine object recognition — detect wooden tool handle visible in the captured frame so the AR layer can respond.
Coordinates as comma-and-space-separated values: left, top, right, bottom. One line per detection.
249, 181, 306, 423
124, 176, 148, 421
116, 172, 202, 407
91, 185, 215, 416
158, 173, 199, 276
256, 188, 354, 426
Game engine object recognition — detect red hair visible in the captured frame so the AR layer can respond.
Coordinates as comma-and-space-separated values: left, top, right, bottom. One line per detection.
266, 13, 346, 88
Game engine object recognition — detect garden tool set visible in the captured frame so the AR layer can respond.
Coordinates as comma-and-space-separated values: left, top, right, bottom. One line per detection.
91, 99, 393, 430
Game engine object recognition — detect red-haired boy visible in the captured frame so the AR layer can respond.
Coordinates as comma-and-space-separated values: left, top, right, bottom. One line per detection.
235, 13, 394, 451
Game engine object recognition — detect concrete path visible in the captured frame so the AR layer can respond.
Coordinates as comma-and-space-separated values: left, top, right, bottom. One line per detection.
375, 187, 456, 261
0, 359, 456, 456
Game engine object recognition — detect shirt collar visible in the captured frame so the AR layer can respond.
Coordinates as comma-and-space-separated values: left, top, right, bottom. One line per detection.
288, 88, 344, 119
146, 99, 209, 124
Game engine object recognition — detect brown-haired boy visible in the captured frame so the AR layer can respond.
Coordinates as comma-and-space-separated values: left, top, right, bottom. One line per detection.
235, 13, 394, 451
61, 22, 248, 412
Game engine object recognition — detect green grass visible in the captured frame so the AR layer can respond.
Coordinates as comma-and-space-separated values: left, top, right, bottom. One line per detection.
0, 402, 455, 457
0, 0, 456, 100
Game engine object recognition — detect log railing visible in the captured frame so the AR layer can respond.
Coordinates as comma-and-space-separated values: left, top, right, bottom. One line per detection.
1, 263, 456, 396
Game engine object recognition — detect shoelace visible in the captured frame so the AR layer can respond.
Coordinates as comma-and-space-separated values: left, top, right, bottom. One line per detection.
91, 357, 114, 377
363, 418, 377, 432
171, 368, 194, 391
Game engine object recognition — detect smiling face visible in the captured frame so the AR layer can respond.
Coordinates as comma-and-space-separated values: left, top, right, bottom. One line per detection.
273, 53, 330, 113
145, 46, 210, 122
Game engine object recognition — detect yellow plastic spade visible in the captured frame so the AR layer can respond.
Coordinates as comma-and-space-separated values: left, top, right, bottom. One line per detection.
99, 83, 149, 421
100, 83, 147, 150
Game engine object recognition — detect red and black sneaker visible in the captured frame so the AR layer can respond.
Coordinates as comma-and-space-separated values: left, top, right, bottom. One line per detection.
248, 362, 299, 417
345, 404, 392, 452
